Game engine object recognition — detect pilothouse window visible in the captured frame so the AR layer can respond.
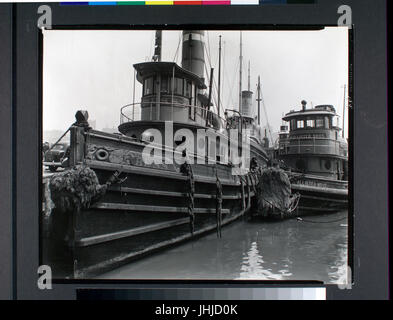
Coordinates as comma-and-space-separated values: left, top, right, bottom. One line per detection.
144, 77, 154, 95
316, 118, 324, 128
173, 77, 183, 95
297, 120, 304, 129
161, 76, 169, 93
185, 80, 192, 98
290, 119, 296, 130
306, 119, 315, 128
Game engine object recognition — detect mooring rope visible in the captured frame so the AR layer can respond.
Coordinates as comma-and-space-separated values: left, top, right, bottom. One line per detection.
249, 172, 257, 194
215, 168, 223, 238
257, 187, 301, 217
240, 177, 246, 211
43, 123, 75, 156
181, 162, 195, 235
244, 175, 251, 209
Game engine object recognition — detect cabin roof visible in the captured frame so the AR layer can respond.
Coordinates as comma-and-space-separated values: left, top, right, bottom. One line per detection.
283, 107, 336, 121
133, 62, 207, 89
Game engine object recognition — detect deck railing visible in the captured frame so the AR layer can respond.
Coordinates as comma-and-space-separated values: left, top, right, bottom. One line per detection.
120, 101, 231, 129
279, 137, 347, 157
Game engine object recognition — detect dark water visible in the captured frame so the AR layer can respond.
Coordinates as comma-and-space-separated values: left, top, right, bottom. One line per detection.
99, 211, 348, 284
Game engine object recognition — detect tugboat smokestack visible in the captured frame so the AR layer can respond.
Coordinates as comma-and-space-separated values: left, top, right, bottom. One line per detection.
182, 30, 205, 79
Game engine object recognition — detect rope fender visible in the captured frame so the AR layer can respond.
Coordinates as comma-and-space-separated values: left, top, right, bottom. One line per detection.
181, 162, 195, 235
215, 168, 223, 238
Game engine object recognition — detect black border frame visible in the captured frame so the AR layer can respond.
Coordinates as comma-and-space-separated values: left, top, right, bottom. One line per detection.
38, 24, 353, 288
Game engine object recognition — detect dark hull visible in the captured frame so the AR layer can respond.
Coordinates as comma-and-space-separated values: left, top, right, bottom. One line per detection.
42, 129, 265, 279
291, 174, 348, 215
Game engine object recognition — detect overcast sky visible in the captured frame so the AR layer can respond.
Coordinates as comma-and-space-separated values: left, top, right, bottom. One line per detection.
43, 27, 349, 138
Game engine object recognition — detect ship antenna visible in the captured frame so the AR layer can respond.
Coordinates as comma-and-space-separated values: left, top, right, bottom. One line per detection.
248, 61, 250, 92
257, 76, 261, 126
239, 31, 243, 115
342, 84, 346, 138
206, 68, 214, 127
218, 35, 222, 118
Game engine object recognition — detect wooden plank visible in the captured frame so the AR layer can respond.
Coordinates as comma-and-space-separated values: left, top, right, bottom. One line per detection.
108, 186, 243, 200
292, 183, 348, 196
290, 173, 348, 186
76, 218, 190, 247
299, 194, 348, 204
85, 159, 241, 186
76, 207, 248, 278
90, 202, 231, 214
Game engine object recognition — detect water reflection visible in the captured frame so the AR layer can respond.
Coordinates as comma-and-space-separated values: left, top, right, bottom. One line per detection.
98, 211, 348, 284
328, 243, 348, 285
238, 241, 291, 280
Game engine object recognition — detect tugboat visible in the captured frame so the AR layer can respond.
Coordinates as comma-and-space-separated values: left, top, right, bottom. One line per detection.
42, 30, 272, 279
276, 100, 348, 214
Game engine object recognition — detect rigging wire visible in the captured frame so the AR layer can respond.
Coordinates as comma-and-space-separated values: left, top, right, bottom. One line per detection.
202, 32, 219, 114
222, 40, 238, 113
205, 32, 227, 118
260, 87, 274, 145
205, 33, 218, 103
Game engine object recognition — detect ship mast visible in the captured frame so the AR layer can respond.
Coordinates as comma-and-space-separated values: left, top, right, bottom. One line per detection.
257, 76, 261, 126
218, 35, 222, 118
248, 61, 250, 92
342, 84, 346, 138
239, 32, 243, 115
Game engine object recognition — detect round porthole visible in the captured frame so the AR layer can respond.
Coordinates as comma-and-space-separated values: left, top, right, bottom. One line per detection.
95, 149, 109, 161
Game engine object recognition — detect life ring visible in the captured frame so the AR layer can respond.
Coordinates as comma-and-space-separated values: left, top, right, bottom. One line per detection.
95, 149, 109, 161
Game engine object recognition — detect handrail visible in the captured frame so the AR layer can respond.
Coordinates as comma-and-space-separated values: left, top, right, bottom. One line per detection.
120, 101, 229, 128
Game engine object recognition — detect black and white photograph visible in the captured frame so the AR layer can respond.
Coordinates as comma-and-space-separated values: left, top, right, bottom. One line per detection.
41, 27, 350, 283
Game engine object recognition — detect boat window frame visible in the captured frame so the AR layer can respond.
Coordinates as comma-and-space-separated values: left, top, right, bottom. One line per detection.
306, 118, 315, 128
327, 116, 332, 129
160, 75, 169, 94
297, 119, 305, 129
143, 76, 155, 96
174, 77, 184, 96
184, 79, 192, 99
315, 117, 325, 128
290, 119, 296, 130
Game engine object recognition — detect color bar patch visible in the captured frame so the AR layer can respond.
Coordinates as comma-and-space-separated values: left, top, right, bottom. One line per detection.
88, 1, 117, 4
202, 0, 231, 5
146, 0, 174, 4
231, 0, 259, 4
117, 0, 145, 6
174, 1, 202, 4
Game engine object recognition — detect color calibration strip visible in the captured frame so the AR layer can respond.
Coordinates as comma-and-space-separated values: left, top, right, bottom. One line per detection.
77, 288, 326, 300
60, 0, 316, 6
